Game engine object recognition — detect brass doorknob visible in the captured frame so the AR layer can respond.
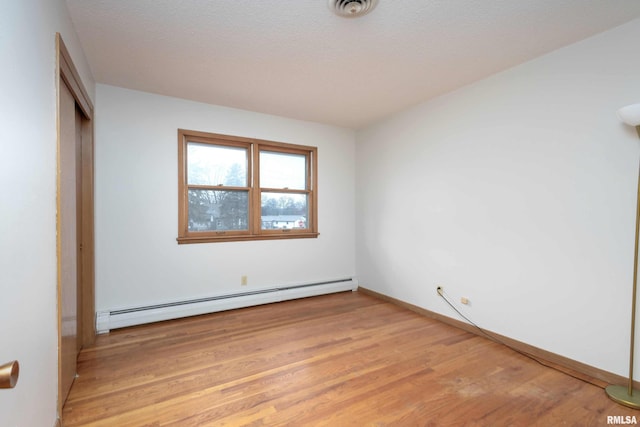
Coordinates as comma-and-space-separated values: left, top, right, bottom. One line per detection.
0, 360, 19, 389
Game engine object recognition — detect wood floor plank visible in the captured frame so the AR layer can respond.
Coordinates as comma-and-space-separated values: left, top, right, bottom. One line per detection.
62, 291, 639, 426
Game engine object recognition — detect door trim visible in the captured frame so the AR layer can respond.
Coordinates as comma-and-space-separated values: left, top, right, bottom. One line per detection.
55, 33, 95, 415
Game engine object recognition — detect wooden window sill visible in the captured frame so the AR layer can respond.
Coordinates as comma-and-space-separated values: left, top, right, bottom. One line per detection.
177, 232, 320, 244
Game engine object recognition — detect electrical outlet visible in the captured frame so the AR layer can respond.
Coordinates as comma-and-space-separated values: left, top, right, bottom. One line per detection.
241, 275, 248, 286
461, 297, 469, 305
436, 286, 443, 296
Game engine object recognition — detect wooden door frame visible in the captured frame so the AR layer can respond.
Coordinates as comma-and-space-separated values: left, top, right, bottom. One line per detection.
56, 33, 95, 415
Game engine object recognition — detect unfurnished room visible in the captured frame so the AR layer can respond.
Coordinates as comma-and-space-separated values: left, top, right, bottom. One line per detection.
3, 1, 640, 426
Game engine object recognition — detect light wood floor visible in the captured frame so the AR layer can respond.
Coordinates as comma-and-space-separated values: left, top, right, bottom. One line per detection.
62, 291, 637, 426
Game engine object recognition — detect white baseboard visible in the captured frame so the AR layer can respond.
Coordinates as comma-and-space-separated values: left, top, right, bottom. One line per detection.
96, 278, 358, 333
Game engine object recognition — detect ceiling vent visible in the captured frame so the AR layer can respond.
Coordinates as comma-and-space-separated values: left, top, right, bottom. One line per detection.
328, 0, 378, 18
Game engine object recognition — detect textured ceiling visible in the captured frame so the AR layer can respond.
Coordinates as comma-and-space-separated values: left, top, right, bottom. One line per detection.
66, 0, 640, 129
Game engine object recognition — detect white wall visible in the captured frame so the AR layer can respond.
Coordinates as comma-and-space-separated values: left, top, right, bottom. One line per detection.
95, 85, 356, 312
356, 18, 640, 377
0, 1, 94, 426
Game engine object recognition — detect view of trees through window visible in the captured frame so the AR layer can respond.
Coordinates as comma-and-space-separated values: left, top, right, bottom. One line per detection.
186, 143, 309, 232
188, 189, 248, 231
178, 129, 317, 243
187, 143, 249, 231
259, 150, 308, 230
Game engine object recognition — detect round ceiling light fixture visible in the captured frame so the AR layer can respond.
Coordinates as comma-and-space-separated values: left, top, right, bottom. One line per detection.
328, 0, 378, 18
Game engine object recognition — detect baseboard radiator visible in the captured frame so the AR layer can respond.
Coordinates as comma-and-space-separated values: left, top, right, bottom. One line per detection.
96, 277, 358, 334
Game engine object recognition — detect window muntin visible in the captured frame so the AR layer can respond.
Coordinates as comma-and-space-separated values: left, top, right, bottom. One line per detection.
178, 129, 318, 243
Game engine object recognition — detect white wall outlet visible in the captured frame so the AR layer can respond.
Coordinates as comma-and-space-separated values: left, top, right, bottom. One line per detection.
460, 297, 469, 305
241, 275, 248, 286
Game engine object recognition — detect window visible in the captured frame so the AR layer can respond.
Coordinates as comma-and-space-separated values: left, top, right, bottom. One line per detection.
177, 129, 318, 243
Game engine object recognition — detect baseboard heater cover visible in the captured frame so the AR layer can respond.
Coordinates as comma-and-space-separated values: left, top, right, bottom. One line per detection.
96, 277, 358, 333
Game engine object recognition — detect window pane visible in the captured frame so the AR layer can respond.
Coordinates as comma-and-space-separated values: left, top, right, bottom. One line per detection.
261, 193, 308, 230
188, 189, 248, 231
188, 143, 247, 186
260, 151, 306, 190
